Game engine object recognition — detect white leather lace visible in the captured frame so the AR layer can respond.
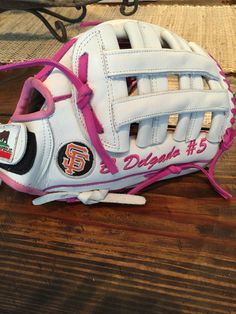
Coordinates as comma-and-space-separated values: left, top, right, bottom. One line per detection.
33, 190, 146, 206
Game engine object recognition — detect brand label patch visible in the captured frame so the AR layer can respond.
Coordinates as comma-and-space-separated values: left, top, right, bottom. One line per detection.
58, 142, 94, 177
0, 130, 12, 160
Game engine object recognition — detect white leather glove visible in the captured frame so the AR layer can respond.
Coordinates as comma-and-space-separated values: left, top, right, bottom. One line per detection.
0, 19, 235, 205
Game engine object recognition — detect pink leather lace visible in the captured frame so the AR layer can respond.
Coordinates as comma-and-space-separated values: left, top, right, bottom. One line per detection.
128, 161, 232, 199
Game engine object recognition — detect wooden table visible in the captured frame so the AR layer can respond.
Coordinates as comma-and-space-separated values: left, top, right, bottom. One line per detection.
0, 69, 235, 314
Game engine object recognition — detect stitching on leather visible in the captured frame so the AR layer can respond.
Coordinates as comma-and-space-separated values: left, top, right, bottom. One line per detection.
116, 106, 227, 128
155, 116, 168, 144
32, 119, 48, 186
146, 23, 163, 144
139, 22, 157, 146
220, 112, 228, 141
187, 112, 199, 141
36, 120, 47, 186
115, 89, 228, 104
152, 28, 181, 144
137, 22, 153, 147
151, 77, 168, 144
41, 119, 53, 188
218, 74, 232, 141
104, 50, 218, 77
108, 70, 218, 80
105, 49, 212, 57
96, 31, 119, 150
152, 118, 158, 143
187, 76, 205, 141
177, 76, 191, 142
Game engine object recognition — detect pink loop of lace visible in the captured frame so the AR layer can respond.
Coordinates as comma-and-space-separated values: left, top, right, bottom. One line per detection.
169, 165, 182, 174
128, 161, 232, 199
0, 56, 118, 175
78, 53, 103, 134
78, 53, 88, 83
128, 167, 172, 195
200, 165, 232, 199
77, 84, 93, 109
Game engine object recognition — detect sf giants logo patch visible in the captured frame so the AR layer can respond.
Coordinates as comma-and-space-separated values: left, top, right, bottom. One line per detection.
58, 142, 93, 177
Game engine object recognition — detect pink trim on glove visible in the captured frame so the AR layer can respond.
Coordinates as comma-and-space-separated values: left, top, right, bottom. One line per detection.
0, 171, 45, 196
205, 56, 236, 198
12, 77, 55, 121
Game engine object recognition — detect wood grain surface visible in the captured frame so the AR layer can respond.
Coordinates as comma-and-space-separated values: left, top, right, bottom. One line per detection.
0, 69, 235, 314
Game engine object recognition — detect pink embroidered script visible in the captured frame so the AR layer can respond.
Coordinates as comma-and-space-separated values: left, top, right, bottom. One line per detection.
100, 138, 208, 173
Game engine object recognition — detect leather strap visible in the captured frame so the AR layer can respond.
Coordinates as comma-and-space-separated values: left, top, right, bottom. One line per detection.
103, 49, 219, 80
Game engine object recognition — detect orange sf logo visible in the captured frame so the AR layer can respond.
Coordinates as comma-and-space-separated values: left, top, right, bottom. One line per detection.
62, 143, 90, 175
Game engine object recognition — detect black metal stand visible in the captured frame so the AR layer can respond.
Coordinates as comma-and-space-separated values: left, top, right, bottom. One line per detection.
120, 0, 139, 16
2, 6, 87, 43
0, 0, 140, 42
27, 6, 87, 42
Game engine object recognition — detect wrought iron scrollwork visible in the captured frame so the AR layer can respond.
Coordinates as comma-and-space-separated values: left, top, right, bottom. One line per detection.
0, 1, 140, 42
120, 0, 139, 16
26, 6, 87, 42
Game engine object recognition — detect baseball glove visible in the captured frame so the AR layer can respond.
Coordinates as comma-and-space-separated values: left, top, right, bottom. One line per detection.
0, 19, 235, 205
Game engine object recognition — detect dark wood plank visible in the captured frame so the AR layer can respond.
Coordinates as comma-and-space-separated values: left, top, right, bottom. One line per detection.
0, 70, 235, 314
